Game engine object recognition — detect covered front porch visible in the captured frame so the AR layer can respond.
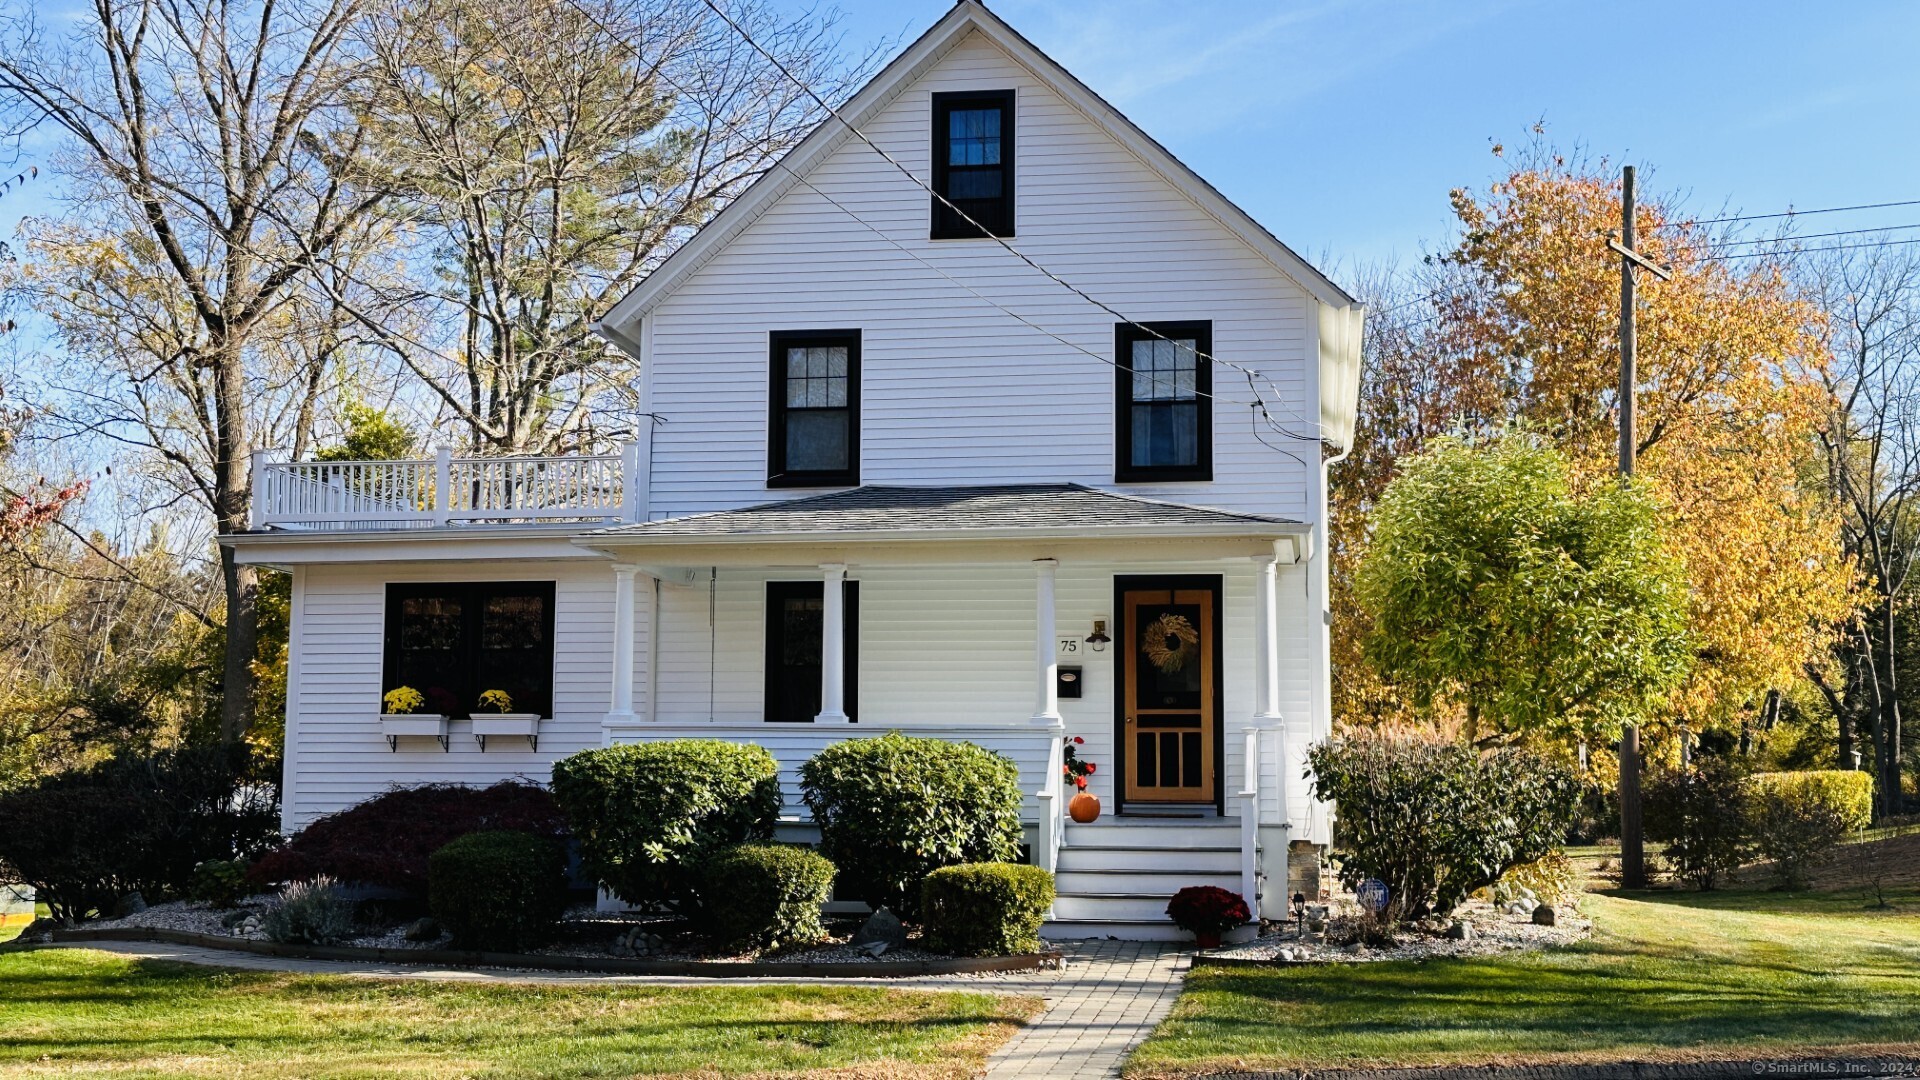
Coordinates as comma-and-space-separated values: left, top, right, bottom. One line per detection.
575, 484, 1323, 931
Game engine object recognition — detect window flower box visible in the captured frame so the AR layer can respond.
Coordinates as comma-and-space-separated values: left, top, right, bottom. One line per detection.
380, 713, 450, 752
472, 713, 542, 752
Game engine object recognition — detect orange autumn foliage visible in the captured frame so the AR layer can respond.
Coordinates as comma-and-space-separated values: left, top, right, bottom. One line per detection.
1333, 141, 1858, 735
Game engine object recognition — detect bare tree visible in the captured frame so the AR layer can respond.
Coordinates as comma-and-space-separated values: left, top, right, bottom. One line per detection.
1807, 240, 1920, 818
330, 0, 871, 453
0, 0, 385, 741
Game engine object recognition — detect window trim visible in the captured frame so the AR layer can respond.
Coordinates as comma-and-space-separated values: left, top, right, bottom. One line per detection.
1114, 320, 1214, 483
931, 89, 1016, 240
767, 328, 861, 488
762, 579, 860, 723
381, 580, 558, 719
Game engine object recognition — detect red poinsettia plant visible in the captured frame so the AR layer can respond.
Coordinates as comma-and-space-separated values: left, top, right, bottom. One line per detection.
1062, 736, 1097, 790
1166, 885, 1250, 936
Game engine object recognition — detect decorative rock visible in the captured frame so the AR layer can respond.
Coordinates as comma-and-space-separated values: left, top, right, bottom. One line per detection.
1445, 920, 1473, 941
220, 909, 253, 929
1277, 947, 1297, 962
16, 916, 65, 944
852, 907, 906, 948
403, 917, 442, 942
1532, 904, 1558, 927
112, 892, 147, 918
856, 939, 889, 957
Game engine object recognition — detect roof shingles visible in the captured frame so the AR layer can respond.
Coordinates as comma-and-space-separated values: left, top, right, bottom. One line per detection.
595, 484, 1300, 539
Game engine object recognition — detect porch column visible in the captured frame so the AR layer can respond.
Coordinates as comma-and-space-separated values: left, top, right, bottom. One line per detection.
1032, 558, 1062, 725
1252, 553, 1283, 721
816, 563, 851, 723
607, 564, 639, 723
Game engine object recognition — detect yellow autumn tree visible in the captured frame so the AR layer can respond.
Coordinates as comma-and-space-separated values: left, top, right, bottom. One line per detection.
1333, 139, 1858, 735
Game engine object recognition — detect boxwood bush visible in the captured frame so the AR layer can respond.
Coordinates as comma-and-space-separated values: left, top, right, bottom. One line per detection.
428, 830, 568, 951
247, 781, 564, 898
702, 843, 836, 953
801, 733, 1023, 921
551, 740, 781, 914
1307, 736, 1578, 919
921, 863, 1055, 956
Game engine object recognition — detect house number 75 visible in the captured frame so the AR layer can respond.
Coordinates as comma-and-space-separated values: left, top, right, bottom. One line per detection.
1057, 637, 1081, 654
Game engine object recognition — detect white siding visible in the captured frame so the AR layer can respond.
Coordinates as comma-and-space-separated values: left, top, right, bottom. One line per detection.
283, 560, 645, 828
645, 30, 1317, 520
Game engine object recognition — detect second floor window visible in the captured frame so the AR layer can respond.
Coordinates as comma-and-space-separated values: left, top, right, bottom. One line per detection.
932, 90, 1014, 239
1116, 321, 1213, 482
769, 329, 860, 487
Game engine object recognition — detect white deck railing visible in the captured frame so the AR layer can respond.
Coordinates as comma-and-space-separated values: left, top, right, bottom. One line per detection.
251, 445, 640, 529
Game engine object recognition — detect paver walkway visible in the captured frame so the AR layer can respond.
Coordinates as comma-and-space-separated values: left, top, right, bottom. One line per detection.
42, 937, 1190, 1077
983, 940, 1189, 1080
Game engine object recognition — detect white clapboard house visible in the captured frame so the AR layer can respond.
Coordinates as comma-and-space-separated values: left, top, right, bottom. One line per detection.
225, 0, 1364, 940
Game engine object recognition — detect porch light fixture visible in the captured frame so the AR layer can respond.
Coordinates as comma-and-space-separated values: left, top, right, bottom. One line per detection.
1085, 619, 1111, 652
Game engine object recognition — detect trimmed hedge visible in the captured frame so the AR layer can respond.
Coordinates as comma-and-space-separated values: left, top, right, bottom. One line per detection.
428, 830, 568, 951
801, 733, 1024, 921
1308, 736, 1579, 919
247, 781, 564, 898
921, 863, 1055, 957
1750, 771, 1873, 832
702, 843, 836, 953
550, 740, 781, 914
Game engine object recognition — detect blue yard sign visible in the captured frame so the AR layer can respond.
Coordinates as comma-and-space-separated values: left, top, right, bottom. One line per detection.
1356, 878, 1390, 914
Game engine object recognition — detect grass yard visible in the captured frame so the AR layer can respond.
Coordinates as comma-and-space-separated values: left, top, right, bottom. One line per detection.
0, 902, 46, 944
1129, 885, 1920, 1077
0, 947, 1039, 1079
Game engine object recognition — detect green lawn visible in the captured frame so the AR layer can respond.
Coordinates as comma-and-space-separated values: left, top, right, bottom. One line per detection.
1128, 887, 1920, 1077
0, 902, 45, 944
0, 947, 1039, 1078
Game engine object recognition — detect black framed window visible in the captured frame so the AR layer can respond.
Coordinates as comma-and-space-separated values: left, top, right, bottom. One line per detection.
768, 329, 860, 487
1115, 321, 1213, 481
764, 580, 859, 722
932, 90, 1014, 239
382, 581, 556, 718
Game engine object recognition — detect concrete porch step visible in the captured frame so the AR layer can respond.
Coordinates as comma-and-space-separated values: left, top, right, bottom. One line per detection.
1039, 917, 1261, 944
1055, 868, 1243, 896
1064, 818, 1241, 848
1052, 889, 1261, 923
1056, 844, 1241, 874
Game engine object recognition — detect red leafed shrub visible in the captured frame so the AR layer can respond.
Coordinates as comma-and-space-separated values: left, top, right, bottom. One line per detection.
247, 782, 565, 897
1166, 885, 1250, 936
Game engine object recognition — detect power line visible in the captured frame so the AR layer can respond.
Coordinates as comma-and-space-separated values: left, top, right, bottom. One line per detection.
687, 0, 1326, 440
1706, 235, 1920, 261
1712, 221, 1920, 248
1671, 198, 1920, 228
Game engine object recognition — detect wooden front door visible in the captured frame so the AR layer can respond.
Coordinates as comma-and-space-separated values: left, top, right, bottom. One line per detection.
1119, 580, 1219, 805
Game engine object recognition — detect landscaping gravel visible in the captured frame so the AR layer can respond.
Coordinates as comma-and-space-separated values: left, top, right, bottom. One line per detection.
1208, 898, 1591, 964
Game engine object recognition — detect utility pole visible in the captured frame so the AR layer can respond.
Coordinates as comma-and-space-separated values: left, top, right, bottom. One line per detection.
1606, 164, 1670, 891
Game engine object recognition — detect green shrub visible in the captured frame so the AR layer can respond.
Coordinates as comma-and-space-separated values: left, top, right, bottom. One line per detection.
921, 863, 1054, 957
1493, 851, 1580, 908
263, 876, 356, 945
428, 830, 567, 951
1749, 780, 1853, 890
702, 843, 835, 953
1750, 771, 1873, 832
801, 733, 1023, 921
1307, 736, 1578, 919
190, 859, 251, 907
551, 741, 781, 914
1645, 756, 1754, 890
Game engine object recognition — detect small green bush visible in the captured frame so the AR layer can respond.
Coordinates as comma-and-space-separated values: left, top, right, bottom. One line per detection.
428, 830, 568, 951
1645, 756, 1754, 890
189, 859, 251, 907
921, 863, 1055, 957
263, 876, 356, 945
551, 741, 781, 914
1749, 781, 1853, 890
702, 843, 836, 953
801, 733, 1023, 921
1493, 851, 1579, 908
1750, 771, 1873, 832
1308, 736, 1578, 919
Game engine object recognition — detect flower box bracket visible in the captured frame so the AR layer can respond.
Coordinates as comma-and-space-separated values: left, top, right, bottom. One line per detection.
472, 712, 543, 752
379, 713, 450, 752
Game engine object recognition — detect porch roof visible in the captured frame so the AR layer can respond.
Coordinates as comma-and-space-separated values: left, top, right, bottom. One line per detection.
586, 484, 1304, 545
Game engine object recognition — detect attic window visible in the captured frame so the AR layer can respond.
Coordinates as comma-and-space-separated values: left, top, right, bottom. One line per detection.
932, 90, 1014, 239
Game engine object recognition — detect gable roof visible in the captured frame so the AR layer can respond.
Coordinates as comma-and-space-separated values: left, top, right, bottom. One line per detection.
586, 483, 1304, 544
596, 0, 1357, 342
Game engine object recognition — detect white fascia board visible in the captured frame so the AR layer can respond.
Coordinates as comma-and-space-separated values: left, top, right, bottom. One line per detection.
223, 527, 609, 567
595, 1, 1355, 338
574, 531, 1300, 569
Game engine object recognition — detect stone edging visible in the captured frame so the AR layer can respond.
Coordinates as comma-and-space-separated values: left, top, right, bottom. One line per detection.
1187, 953, 1304, 969
34, 927, 1057, 978
1196, 1057, 1920, 1080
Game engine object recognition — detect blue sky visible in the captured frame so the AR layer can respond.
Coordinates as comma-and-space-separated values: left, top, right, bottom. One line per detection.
833, 0, 1920, 271
8, 1, 1920, 276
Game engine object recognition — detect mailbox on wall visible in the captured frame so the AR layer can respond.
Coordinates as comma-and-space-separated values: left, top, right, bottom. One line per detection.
1057, 665, 1083, 700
